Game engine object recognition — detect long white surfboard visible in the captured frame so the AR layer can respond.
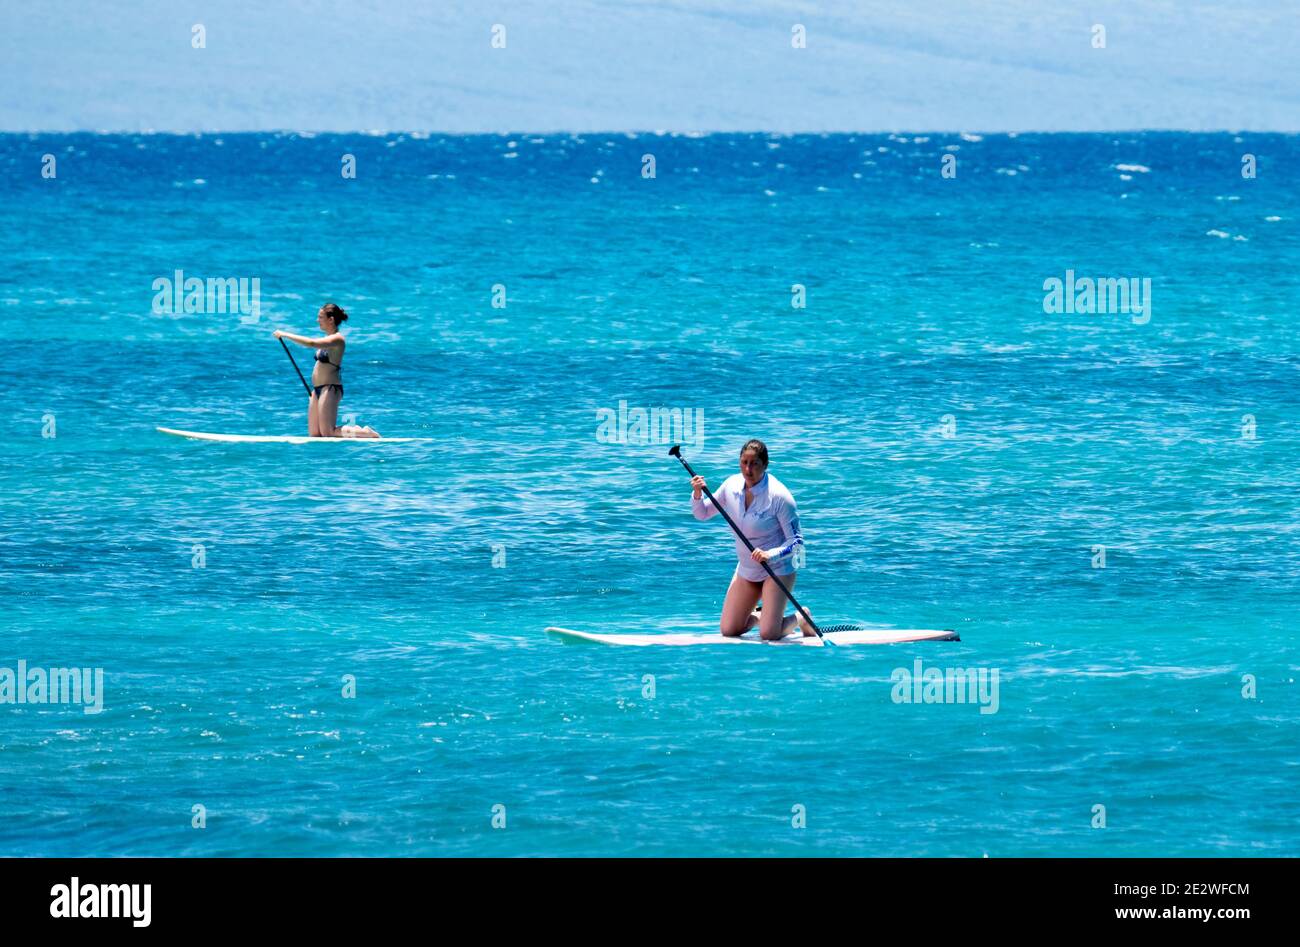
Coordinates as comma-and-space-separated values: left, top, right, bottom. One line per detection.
544, 626, 959, 647
157, 427, 429, 444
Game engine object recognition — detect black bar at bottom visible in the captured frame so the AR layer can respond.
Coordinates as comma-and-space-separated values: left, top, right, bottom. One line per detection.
0, 856, 1282, 933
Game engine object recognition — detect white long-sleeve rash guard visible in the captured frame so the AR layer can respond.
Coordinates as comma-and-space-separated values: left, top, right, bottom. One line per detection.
691, 471, 804, 582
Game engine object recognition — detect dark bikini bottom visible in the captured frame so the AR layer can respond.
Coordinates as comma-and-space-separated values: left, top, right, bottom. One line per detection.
313, 384, 343, 397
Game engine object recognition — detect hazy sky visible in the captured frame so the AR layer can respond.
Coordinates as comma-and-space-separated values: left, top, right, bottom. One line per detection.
3, 1, 1297, 132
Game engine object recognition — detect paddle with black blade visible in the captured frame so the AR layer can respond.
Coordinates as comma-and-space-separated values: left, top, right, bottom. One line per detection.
668, 445, 830, 646
279, 337, 313, 397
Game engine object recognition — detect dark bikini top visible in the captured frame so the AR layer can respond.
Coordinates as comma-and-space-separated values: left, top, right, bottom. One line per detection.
315, 348, 341, 372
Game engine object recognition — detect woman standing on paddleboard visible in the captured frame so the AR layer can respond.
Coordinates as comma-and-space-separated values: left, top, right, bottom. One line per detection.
273, 303, 378, 438
690, 439, 813, 639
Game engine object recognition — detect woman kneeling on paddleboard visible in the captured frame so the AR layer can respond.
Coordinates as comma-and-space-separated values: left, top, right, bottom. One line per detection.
690, 439, 813, 639
273, 303, 378, 438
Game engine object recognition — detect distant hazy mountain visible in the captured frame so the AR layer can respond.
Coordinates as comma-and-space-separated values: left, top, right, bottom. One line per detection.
2, 0, 1296, 132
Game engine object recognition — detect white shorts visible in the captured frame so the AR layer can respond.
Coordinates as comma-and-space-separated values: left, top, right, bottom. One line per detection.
734, 562, 795, 584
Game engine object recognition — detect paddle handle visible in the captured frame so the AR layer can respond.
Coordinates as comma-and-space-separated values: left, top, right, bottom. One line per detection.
279, 337, 313, 396
669, 446, 824, 639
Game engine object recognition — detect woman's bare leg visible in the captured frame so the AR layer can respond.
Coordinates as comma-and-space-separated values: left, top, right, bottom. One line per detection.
316, 386, 342, 436
720, 573, 763, 636
758, 573, 800, 640
795, 605, 816, 637
308, 391, 322, 436
314, 388, 380, 438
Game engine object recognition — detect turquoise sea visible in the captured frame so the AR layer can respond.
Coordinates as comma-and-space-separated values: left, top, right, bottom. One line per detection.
1, 132, 1297, 856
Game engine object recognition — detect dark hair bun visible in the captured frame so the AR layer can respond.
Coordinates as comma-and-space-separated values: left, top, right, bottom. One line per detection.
321, 302, 348, 324
740, 438, 769, 465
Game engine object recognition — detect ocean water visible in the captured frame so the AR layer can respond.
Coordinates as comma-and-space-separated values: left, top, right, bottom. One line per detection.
1, 132, 1297, 856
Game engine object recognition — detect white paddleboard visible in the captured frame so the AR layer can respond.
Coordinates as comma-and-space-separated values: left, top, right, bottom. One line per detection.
157, 427, 429, 444
544, 626, 959, 647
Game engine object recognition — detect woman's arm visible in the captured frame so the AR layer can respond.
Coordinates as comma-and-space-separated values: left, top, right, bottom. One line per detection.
691, 475, 722, 521
764, 499, 804, 562
273, 330, 341, 348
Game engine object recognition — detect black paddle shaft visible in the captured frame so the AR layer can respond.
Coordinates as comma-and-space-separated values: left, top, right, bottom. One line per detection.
279, 337, 313, 396
669, 445, 824, 639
